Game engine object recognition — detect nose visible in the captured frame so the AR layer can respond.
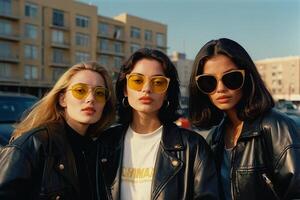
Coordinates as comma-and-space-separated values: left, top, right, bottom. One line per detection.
141, 80, 151, 93
215, 79, 227, 93
85, 89, 96, 103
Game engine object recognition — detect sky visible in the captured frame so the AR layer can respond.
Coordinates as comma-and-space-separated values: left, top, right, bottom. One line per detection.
79, 0, 300, 60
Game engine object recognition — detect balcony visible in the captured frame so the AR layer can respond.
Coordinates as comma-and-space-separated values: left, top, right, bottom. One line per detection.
50, 24, 69, 31
0, 11, 20, 20
0, 54, 19, 63
97, 32, 125, 42
97, 48, 125, 57
50, 60, 70, 68
51, 41, 70, 49
0, 32, 20, 41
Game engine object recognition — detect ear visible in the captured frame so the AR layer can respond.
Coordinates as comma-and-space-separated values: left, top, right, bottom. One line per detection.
59, 93, 67, 108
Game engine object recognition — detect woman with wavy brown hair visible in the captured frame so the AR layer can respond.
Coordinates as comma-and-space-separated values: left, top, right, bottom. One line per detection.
0, 61, 115, 200
99, 48, 219, 200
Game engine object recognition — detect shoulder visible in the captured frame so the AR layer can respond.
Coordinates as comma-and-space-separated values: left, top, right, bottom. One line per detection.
165, 123, 211, 152
262, 109, 299, 136
99, 123, 127, 146
5, 121, 64, 155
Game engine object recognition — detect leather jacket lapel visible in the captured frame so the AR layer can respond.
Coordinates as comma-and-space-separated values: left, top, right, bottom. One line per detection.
151, 123, 184, 200
47, 121, 80, 197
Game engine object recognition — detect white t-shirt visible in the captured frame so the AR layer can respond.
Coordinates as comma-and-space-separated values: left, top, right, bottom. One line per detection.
121, 125, 163, 200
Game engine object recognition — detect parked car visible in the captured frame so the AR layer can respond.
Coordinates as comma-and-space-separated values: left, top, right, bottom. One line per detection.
0, 92, 38, 147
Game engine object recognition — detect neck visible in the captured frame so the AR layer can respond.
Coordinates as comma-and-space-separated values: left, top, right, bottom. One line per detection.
131, 111, 162, 134
65, 117, 88, 136
224, 109, 244, 149
226, 109, 242, 127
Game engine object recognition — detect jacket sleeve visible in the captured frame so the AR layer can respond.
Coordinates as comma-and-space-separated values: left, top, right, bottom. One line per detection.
264, 112, 300, 199
193, 138, 220, 200
0, 146, 34, 199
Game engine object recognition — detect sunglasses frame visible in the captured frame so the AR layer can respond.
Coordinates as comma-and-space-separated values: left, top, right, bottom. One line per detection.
126, 73, 170, 94
68, 83, 110, 103
195, 69, 245, 94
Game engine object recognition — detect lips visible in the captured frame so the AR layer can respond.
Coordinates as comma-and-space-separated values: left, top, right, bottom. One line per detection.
81, 107, 96, 114
139, 96, 153, 104
216, 96, 231, 103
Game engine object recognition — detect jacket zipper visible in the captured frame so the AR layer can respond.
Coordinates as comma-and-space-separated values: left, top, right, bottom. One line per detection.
261, 173, 280, 200
229, 146, 236, 200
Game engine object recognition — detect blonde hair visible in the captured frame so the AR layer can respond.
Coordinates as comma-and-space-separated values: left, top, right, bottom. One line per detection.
13, 61, 116, 138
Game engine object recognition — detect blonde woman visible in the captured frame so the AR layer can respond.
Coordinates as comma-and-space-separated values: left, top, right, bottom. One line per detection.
0, 61, 115, 200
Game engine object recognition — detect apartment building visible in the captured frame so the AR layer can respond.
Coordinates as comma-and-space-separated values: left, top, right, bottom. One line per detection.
114, 13, 167, 56
0, 0, 167, 97
256, 56, 300, 101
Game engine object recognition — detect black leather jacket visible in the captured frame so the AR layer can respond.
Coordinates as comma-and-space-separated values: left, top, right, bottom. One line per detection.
207, 109, 300, 200
99, 122, 219, 200
0, 121, 107, 200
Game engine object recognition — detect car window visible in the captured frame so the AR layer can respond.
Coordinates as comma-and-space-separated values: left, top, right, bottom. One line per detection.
0, 99, 36, 122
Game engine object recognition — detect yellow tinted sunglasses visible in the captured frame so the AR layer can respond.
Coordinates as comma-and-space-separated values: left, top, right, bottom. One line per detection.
68, 83, 109, 103
126, 73, 170, 94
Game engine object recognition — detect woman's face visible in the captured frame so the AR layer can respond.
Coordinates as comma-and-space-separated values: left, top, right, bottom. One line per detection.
125, 58, 168, 116
60, 70, 107, 133
202, 54, 243, 112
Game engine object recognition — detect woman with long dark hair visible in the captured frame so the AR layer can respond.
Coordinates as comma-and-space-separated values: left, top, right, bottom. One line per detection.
99, 48, 219, 199
189, 38, 300, 199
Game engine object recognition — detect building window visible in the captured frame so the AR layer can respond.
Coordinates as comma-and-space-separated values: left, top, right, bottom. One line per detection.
99, 55, 108, 67
130, 43, 140, 53
52, 49, 64, 63
114, 42, 122, 53
24, 24, 38, 39
99, 23, 109, 36
0, 63, 11, 77
100, 39, 109, 51
24, 65, 38, 80
75, 52, 90, 63
52, 30, 64, 44
0, 0, 12, 15
114, 57, 122, 69
0, 20, 12, 35
144, 30, 152, 41
0, 42, 11, 57
24, 44, 37, 59
25, 2, 38, 18
156, 33, 165, 47
76, 15, 89, 28
76, 33, 89, 47
114, 26, 123, 39
130, 27, 140, 39
52, 67, 65, 81
52, 9, 64, 27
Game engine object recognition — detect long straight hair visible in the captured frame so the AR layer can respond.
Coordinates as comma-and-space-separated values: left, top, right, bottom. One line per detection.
13, 61, 116, 138
189, 38, 274, 128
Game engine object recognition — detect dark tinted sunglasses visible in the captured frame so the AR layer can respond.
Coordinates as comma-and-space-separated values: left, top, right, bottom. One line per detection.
195, 69, 245, 94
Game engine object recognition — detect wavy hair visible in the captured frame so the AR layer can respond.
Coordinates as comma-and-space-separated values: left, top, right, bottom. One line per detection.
13, 61, 116, 138
189, 38, 274, 128
116, 48, 181, 124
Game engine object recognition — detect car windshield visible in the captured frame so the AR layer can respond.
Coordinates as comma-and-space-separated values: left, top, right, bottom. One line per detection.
0, 97, 37, 123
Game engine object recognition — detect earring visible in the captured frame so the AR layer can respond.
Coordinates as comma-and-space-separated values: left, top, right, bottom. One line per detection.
122, 97, 129, 107
164, 100, 170, 108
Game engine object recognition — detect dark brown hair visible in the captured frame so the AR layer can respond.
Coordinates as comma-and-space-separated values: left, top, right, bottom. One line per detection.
116, 48, 181, 124
189, 38, 274, 128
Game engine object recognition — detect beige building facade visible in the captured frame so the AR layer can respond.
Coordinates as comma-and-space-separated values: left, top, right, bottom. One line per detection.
256, 56, 300, 101
0, 0, 167, 96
